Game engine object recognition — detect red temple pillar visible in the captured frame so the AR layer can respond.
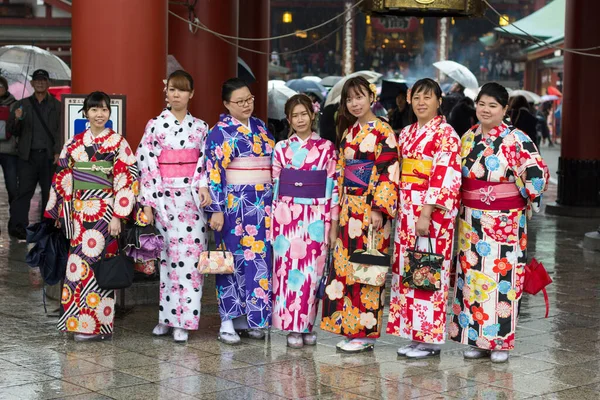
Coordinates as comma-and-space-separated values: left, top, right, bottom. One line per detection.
71, 0, 167, 149
238, 0, 270, 122
168, 0, 238, 125
550, 0, 600, 213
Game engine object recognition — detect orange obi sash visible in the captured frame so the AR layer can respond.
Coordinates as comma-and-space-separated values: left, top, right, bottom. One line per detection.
401, 158, 432, 184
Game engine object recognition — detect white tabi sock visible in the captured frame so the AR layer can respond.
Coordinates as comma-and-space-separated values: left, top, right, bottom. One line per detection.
350, 338, 376, 344
232, 315, 250, 330
220, 320, 235, 334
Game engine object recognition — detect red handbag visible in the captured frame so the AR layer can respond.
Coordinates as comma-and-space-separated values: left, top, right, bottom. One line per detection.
524, 258, 552, 318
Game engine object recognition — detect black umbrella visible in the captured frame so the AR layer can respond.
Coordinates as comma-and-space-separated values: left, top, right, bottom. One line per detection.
238, 57, 256, 84
380, 79, 409, 109
286, 79, 327, 101
26, 220, 69, 286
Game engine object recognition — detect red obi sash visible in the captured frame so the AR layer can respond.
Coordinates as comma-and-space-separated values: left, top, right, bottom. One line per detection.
158, 149, 199, 178
461, 178, 526, 210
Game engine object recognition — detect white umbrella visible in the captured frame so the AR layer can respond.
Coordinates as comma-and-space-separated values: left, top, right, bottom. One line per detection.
268, 85, 297, 120
433, 60, 478, 90
325, 70, 382, 106
510, 90, 542, 104
302, 76, 322, 83
540, 94, 560, 102
0, 45, 71, 81
268, 80, 286, 90
0, 61, 33, 99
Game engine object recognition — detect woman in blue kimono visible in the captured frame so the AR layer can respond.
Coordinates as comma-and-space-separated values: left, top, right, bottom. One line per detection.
205, 78, 275, 345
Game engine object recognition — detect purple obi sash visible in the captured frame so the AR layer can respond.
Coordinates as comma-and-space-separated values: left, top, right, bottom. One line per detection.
344, 159, 374, 189
279, 169, 327, 198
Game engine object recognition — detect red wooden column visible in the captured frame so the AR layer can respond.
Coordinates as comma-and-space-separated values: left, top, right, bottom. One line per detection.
238, 0, 270, 122
550, 0, 600, 213
168, 0, 239, 125
71, 0, 167, 149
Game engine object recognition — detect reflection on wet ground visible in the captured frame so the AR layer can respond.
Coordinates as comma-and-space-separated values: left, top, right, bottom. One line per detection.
1, 176, 599, 399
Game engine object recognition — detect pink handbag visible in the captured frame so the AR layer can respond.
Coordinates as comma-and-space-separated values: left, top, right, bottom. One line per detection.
197, 239, 234, 274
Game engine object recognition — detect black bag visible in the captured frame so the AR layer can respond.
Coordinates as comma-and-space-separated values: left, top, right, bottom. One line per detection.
316, 250, 333, 300
90, 244, 134, 290
403, 237, 444, 292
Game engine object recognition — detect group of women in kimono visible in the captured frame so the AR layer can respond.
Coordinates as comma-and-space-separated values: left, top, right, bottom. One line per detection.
46, 68, 548, 364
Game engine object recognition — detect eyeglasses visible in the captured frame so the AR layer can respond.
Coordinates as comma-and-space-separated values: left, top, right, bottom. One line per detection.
231, 96, 255, 107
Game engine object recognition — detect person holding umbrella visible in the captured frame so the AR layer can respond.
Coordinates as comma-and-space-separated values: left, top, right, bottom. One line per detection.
7, 69, 62, 240
0, 75, 19, 230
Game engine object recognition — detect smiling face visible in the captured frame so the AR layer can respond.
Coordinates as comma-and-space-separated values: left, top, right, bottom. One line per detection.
345, 85, 373, 119
86, 101, 110, 131
476, 94, 507, 130
411, 88, 441, 124
224, 87, 254, 122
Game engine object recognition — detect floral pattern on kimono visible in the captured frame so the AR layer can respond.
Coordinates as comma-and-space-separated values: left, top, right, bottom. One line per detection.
45, 129, 137, 335
271, 132, 339, 333
205, 114, 275, 328
387, 116, 462, 344
320, 119, 399, 339
137, 109, 208, 330
450, 123, 549, 350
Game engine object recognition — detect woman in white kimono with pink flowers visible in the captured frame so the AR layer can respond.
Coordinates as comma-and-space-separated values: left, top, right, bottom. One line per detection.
137, 70, 211, 343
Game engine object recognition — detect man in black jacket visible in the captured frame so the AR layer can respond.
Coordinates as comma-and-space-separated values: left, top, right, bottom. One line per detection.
7, 69, 62, 239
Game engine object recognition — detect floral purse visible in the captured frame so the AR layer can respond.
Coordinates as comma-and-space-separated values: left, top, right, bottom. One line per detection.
403, 237, 444, 291
197, 234, 234, 274
349, 225, 390, 287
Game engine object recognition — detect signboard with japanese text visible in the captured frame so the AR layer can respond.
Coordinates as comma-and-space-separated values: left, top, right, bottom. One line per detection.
60, 94, 126, 144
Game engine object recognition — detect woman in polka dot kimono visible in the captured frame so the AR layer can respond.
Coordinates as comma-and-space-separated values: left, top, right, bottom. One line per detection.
137, 70, 212, 343
45, 91, 138, 341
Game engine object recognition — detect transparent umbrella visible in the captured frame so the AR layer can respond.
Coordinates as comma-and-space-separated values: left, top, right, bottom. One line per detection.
325, 70, 382, 106
0, 45, 71, 81
268, 85, 297, 120
433, 60, 479, 90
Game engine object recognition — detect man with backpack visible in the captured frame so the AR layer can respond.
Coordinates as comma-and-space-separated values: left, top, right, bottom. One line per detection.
7, 69, 62, 240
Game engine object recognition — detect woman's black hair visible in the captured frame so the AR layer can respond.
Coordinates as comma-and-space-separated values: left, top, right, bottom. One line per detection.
408, 78, 443, 122
477, 82, 509, 108
81, 91, 111, 117
167, 69, 194, 92
508, 95, 530, 112
221, 77, 250, 102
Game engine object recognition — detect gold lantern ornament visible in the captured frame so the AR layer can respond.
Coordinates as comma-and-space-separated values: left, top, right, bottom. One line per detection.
360, 0, 485, 18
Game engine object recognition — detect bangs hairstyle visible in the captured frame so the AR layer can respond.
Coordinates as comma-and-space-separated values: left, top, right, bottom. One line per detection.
81, 91, 111, 117
167, 70, 194, 92
337, 76, 373, 144
284, 94, 315, 137
477, 82, 509, 108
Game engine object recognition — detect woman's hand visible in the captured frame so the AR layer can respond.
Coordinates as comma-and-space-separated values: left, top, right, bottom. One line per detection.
143, 206, 154, 225
198, 187, 212, 208
54, 219, 62, 229
370, 210, 383, 230
109, 216, 121, 236
209, 212, 224, 232
415, 214, 431, 237
328, 222, 339, 249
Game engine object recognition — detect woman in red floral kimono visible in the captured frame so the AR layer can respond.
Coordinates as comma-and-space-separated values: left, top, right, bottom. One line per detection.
450, 83, 549, 363
45, 92, 138, 341
386, 79, 462, 358
320, 76, 399, 353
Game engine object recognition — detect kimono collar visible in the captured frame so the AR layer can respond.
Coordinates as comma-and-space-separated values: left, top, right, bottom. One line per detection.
477, 122, 509, 139
417, 115, 445, 132
161, 108, 193, 127
290, 132, 319, 144
83, 128, 112, 146
220, 113, 252, 132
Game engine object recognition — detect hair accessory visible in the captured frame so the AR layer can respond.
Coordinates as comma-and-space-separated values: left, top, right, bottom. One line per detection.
369, 83, 377, 97
312, 101, 321, 113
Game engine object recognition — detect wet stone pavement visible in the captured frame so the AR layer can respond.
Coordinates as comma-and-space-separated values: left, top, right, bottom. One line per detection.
1, 169, 600, 399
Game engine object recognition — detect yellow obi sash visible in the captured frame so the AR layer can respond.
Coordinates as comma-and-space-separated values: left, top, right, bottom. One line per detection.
401, 158, 432, 184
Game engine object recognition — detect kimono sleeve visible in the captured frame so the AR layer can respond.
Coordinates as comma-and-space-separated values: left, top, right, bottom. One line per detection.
113, 136, 138, 218
44, 137, 75, 222
324, 141, 340, 221
205, 124, 234, 214
508, 131, 549, 214
191, 121, 210, 210
423, 126, 462, 211
136, 119, 164, 210
371, 124, 400, 218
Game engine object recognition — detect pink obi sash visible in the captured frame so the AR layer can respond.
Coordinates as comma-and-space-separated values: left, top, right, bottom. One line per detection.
158, 149, 199, 178
226, 156, 272, 185
462, 178, 526, 210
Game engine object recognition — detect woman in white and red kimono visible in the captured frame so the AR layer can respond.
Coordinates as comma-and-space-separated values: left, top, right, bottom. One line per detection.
386, 78, 462, 358
137, 70, 211, 343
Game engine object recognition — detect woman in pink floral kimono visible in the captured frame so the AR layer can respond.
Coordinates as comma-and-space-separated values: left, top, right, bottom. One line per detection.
271, 94, 339, 348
